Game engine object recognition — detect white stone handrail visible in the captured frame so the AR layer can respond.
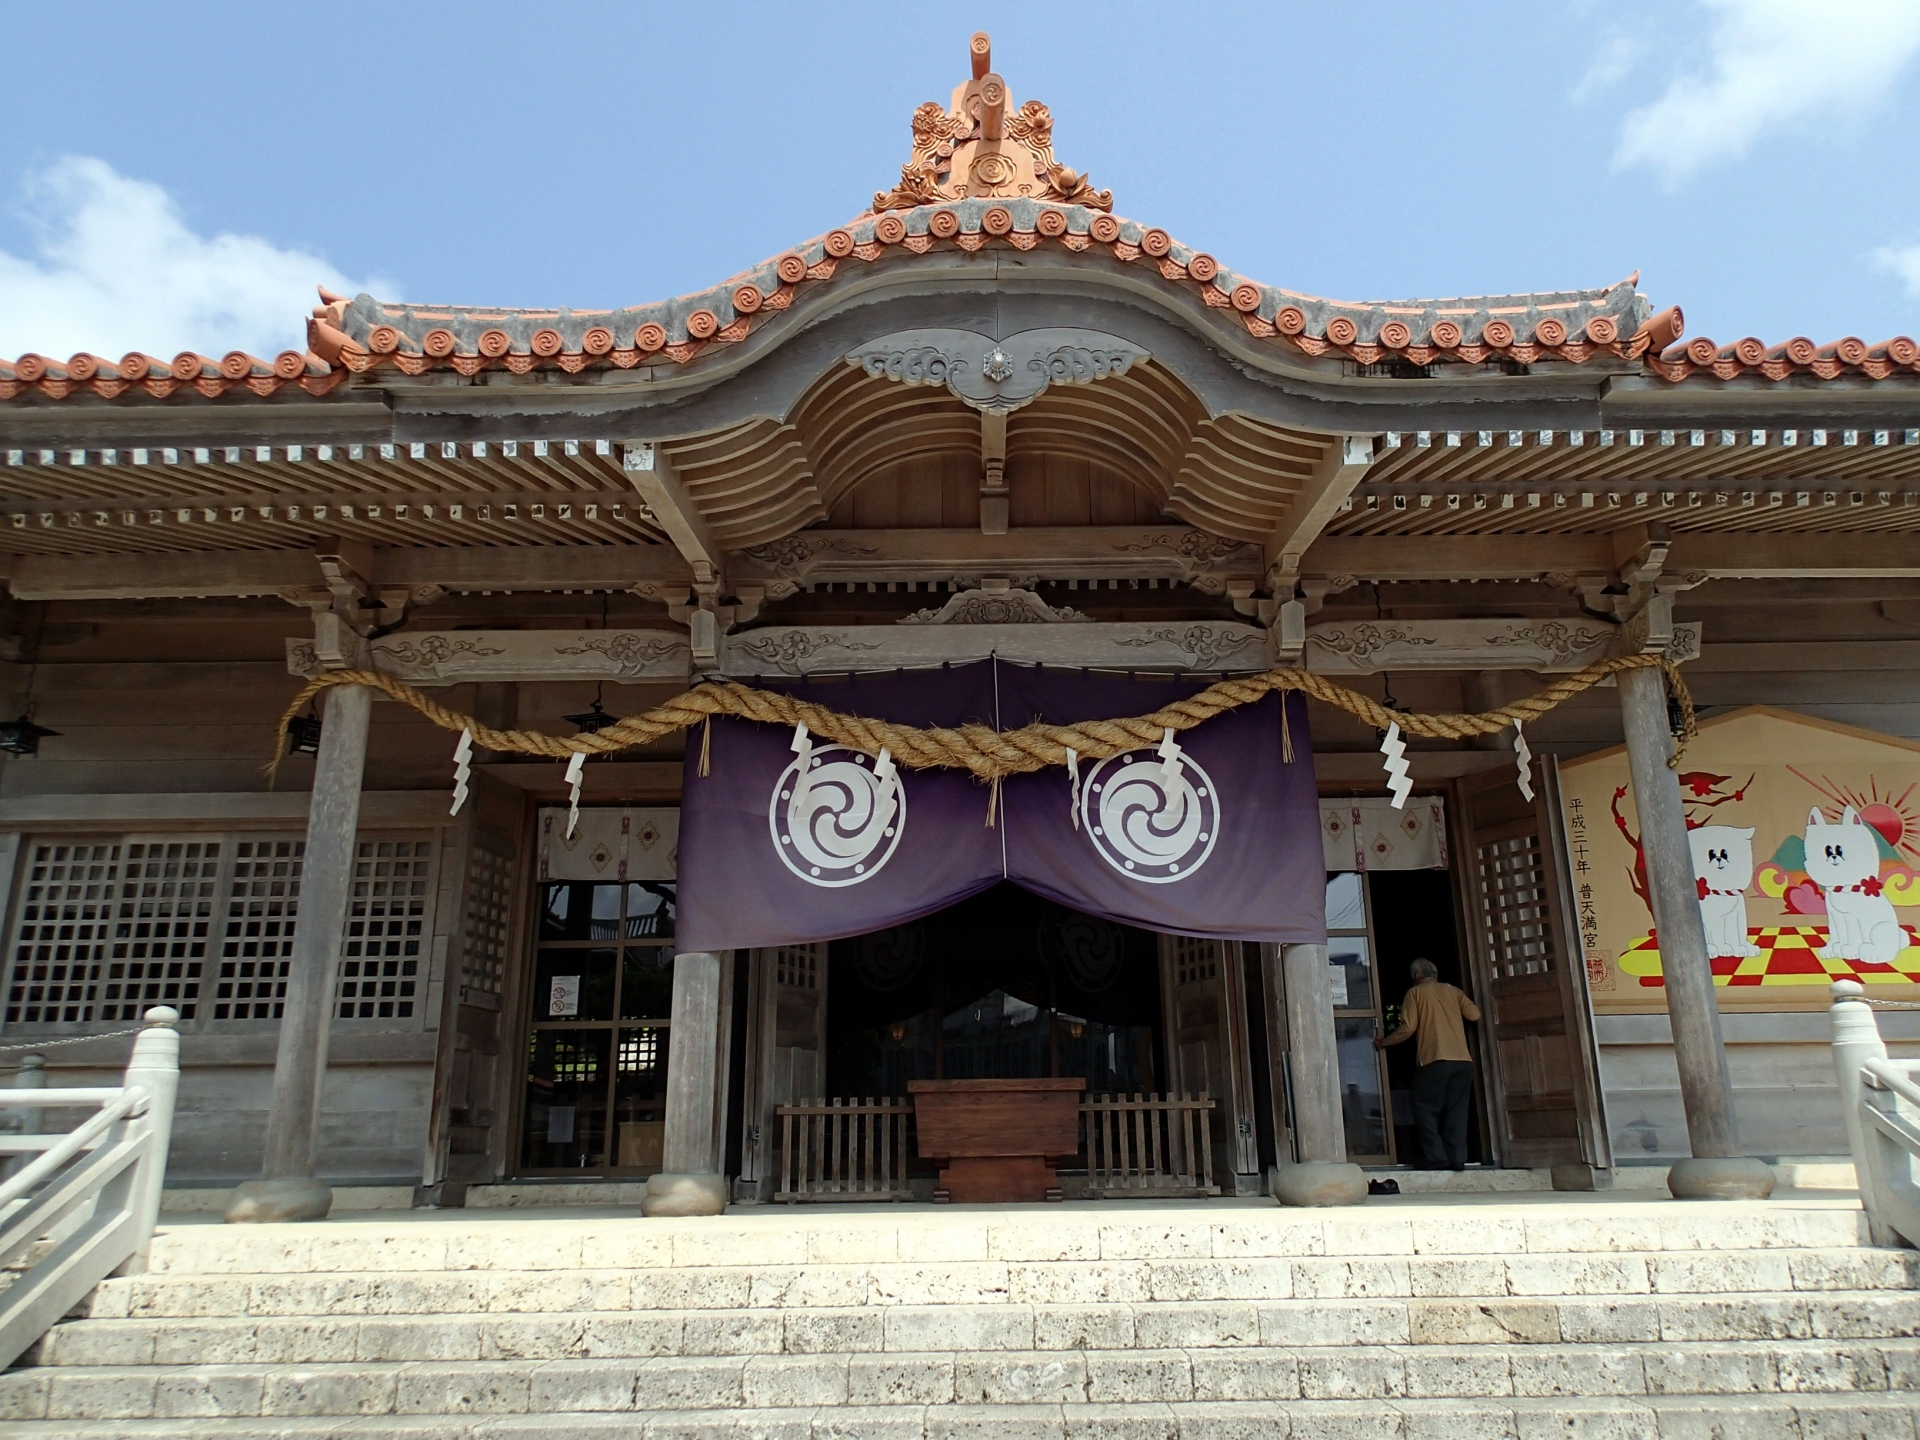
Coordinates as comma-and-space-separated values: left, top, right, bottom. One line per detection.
1829, 980, 1920, 1249
0, 1007, 180, 1370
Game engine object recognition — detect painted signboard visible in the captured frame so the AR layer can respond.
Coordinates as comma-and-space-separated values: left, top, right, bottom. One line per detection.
1560, 707, 1920, 1012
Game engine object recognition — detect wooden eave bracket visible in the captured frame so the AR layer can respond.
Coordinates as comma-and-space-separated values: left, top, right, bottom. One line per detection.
1264, 434, 1377, 594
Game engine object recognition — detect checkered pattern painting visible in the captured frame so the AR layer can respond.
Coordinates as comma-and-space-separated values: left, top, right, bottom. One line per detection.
1617, 925, 1920, 988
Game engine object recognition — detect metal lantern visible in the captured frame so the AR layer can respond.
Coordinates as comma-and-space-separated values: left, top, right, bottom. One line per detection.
564, 698, 614, 735
285, 709, 323, 756
0, 714, 58, 757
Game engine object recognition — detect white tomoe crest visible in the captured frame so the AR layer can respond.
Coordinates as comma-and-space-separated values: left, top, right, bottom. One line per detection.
770, 743, 907, 887
1080, 748, 1220, 884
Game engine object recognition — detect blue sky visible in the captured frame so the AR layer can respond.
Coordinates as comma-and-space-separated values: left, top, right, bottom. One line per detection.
5, 1, 1920, 359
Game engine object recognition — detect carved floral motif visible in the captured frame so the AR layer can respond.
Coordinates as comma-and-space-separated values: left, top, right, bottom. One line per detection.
900, 588, 1089, 625
743, 535, 878, 579
372, 634, 507, 678
1113, 625, 1263, 666
848, 328, 1149, 413
1311, 623, 1439, 662
553, 633, 688, 677
731, 631, 882, 675
1486, 621, 1610, 662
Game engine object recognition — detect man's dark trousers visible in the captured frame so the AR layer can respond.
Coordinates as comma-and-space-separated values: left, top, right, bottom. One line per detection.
1411, 1059, 1474, 1168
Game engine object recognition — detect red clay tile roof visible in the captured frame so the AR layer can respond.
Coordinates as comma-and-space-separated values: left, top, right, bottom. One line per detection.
1, 202, 1912, 404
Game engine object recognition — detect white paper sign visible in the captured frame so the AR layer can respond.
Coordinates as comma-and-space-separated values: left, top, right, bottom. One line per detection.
549, 975, 581, 1018
546, 1105, 576, 1143
1328, 959, 1349, 1008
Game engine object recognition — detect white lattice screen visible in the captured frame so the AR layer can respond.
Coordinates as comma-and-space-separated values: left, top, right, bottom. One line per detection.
3, 829, 439, 1030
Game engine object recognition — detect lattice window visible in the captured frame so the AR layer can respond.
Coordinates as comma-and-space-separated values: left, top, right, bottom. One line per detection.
775, 945, 819, 989
618, 1027, 665, 1072
213, 838, 304, 1021
460, 840, 514, 996
103, 840, 220, 1021
6, 843, 120, 1023
1173, 935, 1220, 986
336, 838, 435, 1020
542, 1029, 603, 1083
1477, 834, 1555, 979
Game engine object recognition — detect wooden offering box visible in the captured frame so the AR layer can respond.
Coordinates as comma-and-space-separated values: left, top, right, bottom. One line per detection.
908, 1078, 1086, 1203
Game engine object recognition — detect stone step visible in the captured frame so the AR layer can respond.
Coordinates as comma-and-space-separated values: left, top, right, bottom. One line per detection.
4, 1340, 1920, 1420
78, 1247, 1920, 1321
3, 1398, 1920, 1440
140, 1206, 1872, 1276
32, 1288, 1920, 1368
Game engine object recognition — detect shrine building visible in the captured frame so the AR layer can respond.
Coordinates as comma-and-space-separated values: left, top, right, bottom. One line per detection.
2, 33, 1918, 1217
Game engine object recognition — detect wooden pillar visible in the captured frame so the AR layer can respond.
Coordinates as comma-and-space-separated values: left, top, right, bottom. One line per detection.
1617, 664, 1772, 1199
644, 949, 728, 1215
226, 681, 372, 1223
1273, 942, 1366, 1205
1281, 943, 1344, 1163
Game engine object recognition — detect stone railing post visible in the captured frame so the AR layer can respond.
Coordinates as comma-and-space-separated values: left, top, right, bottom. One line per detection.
1617, 663, 1773, 1200
119, 1007, 181, 1272
1829, 979, 1900, 1247
1273, 942, 1365, 1206
227, 680, 372, 1223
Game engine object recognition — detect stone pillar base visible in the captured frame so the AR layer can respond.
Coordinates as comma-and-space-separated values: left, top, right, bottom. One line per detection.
1668, 1157, 1776, 1200
224, 1177, 333, 1224
1270, 1161, 1368, 1207
641, 1172, 728, 1217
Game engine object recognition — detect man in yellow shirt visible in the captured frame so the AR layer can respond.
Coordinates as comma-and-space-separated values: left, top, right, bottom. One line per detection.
1374, 958, 1482, 1171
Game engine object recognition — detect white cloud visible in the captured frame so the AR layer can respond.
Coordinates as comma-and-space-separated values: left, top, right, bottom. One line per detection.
0, 156, 390, 361
1876, 242, 1920, 299
1573, 32, 1644, 104
1614, 0, 1920, 186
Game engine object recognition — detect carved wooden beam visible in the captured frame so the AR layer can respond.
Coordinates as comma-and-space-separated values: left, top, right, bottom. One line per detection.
620, 444, 719, 580
728, 526, 1264, 591
286, 628, 692, 687
1265, 434, 1376, 582
8, 544, 693, 601
724, 620, 1273, 677
1305, 616, 1701, 674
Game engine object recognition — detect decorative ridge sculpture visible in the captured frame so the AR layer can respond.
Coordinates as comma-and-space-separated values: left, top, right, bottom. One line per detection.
872, 32, 1111, 214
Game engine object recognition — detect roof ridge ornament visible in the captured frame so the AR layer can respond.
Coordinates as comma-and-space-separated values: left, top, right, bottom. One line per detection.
872, 32, 1112, 213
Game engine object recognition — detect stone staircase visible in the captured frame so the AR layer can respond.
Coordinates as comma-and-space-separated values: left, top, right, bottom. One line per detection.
0, 1195, 1916, 1438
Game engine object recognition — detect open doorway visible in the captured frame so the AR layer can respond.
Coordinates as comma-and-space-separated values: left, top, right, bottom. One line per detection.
824, 883, 1162, 1097
1330, 867, 1489, 1169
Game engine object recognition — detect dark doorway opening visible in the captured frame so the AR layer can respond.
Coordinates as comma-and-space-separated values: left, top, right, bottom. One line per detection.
1369, 868, 1489, 1167
824, 882, 1163, 1099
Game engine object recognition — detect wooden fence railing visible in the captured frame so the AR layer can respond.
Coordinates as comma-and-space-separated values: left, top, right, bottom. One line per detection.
1082, 1092, 1218, 1198
773, 1097, 914, 1203
773, 1090, 1219, 1202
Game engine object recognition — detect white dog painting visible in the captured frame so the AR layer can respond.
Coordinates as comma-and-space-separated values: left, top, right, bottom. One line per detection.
1805, 806, 1910, 966
1689, 825, 1760, 959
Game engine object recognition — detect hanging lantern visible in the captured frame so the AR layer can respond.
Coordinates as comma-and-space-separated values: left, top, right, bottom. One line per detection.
1666, 687, 1689, 741
284, 708, 323, 756
563, 699, 614, 734
0, 714, 58, 757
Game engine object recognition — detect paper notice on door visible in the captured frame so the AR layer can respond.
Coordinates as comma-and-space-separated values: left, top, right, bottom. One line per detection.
549, 975, 581, 1017
546, 1105, 576, 1143
1328, 959, 1349, 1007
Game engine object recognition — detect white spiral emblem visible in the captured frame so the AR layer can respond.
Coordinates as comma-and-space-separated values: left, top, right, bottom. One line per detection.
1081, 750, 1219, 884
769, 744, 905, 887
